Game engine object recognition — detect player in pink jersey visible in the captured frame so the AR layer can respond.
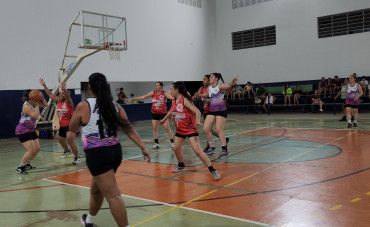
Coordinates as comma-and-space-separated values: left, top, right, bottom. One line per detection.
128, 82, 175, 149
40, 78, 80, 164
15, 89, 48, 174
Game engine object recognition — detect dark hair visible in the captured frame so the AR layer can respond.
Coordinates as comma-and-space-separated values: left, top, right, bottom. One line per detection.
212, 73, 225, 83
22, 89, 32, 101
172, 82, 192, 103
89, 73, 132, 136
156, 82, 163, 87
204, 74, 210, 79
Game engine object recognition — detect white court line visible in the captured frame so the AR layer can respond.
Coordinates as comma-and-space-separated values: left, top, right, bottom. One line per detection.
43, 179, 272, 226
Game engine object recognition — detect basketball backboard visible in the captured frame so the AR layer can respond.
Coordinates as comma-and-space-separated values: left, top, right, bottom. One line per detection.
74, 11, 127, 50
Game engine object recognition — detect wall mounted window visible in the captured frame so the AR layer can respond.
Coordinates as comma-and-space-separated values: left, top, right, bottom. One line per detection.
318, 8, 370, 38
178, 0, 201, 8
232, 0, 273, 9
232, 26, 276, 50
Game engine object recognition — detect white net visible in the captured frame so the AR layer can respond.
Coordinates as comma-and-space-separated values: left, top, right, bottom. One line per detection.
108, 44, 121, 60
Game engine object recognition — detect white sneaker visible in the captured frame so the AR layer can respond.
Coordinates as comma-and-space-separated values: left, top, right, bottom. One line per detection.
62, 150, 72, 159
171, 143, 174, 149
72, 156, 81, 165
152, 143, 160, 149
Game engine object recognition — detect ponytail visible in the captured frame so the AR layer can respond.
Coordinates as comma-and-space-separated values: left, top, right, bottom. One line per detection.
172, 81, 193, 103
212, 73, 225, 84
89, 73, 132, 135
22, 89, 31, 101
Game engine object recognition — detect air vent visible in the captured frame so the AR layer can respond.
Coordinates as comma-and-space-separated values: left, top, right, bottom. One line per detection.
232, 26, 276, 50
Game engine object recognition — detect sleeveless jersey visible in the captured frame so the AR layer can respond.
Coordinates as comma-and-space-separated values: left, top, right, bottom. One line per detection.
201, 86, 210, 114
151, 91, 167, 114
81, 98, 120, 150
57, 100, 74, 127
15, 102, 37, 135
171, 96, 198, 135
346, 83, 360, 105
209, 84, 227, 112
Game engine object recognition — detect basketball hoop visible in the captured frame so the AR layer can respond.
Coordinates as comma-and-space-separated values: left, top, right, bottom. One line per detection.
104, 42, 122, 60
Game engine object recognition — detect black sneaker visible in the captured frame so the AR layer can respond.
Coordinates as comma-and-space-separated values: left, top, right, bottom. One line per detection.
205, 147, 216, 155
25, 163, 36, 170
203, 145, 210, 153
339, 116, 346, 121
218, 149, 229, 159
16, 166, 28, 175
353, 123, 357, 127
80, 214, 93, 227
348, 123, 352, 128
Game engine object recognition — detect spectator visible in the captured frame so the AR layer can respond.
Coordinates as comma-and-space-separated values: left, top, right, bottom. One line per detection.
233, 83, 243, 100
360, 76, 368, 96
283, 84, 292, 106
327, 77, 333, 97
311, 89, 323, 112
242, 82, 254, 99
318, 77, 326, 96
262, 92, 277, 115
335, 79, 349, 121
117, 87, 127, 104
256, 84, 267, 100
333, 76, 342, 92
226, 83, 236, 100
293, 85, 303, 105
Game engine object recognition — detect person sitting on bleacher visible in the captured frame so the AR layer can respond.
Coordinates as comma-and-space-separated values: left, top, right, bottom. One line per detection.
233, 83, 243, 100
293, 85, 302, 105
311, 89, 323, 112
256, 84, 267, 101
262, 93, 277, 115
318, 77, 327, 97
242, 82, 254, 99
333, 75, 342, 93
283, 84, 292, 106
327, 77, 333, 97
360, 76, 368, 96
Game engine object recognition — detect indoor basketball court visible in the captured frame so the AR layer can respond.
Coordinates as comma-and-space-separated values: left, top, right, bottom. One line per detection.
1, 1, 370, 227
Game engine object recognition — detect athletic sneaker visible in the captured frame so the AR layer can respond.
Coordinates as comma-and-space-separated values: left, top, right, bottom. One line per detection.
211, 170, 221, 181
218, 149, 229, 159
339, 116, 346, 121
319, 109, 323, 112
353, 123, 358, 127
203, 145, 209, 153
348, 123, 352, 128
171, 143, 174, 149
171, 166, 186, 173
62, 150, 72, 159
25, 163, 36, 170
16, 166, 28, 175
72, 156, 81, 165
205, 146, 216, 155
153, 143, 160, 149
80, 214, 93, 227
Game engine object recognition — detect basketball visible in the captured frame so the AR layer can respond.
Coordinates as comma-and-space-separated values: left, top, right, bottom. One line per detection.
29, 90, 43, 102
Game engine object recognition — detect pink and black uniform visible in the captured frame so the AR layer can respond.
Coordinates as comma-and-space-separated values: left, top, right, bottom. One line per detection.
56, 100, 74, 137
15, 102, 38, 142
208, 83, 227, 118
81, 98, 122, 176
151, 90, 167, 120
171, 96, 198, 138
346, 83, 361, 108
201, 86, 210, 120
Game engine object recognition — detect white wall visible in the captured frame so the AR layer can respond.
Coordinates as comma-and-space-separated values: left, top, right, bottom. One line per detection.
0, 0, 216, 90
214, 0, 370, 84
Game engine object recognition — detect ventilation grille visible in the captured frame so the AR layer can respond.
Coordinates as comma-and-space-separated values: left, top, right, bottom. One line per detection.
232, 26, 276, 50
178, 0, 201, 8
318, 8, 370, 38
232, 0, 273, 9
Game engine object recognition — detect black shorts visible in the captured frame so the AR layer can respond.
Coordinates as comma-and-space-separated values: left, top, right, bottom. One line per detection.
207, 111, 228, 118
340, 99, 346, 104
17, 132, 38, 143
345, 104, 359, 109
84, 144, 122, 176
59, 126, 69, 138
175, 133, 199, 138
151, 113, 166, 121
203, 113, 209, 121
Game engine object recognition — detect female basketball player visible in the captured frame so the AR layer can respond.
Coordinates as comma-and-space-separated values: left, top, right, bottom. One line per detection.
199, 73, 238, 159
160, 82, 220, 180
193, 74, 229, 152
127, 82, 174, 149
40, 78, 80, 164
15, 89, 48, 174
69, 73, 150, 227
345, 74, 363, 128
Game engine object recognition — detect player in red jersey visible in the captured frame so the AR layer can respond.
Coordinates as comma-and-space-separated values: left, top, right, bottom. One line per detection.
160, 82, 220, 180
128, 82, 174, 149
193, 75, 229, 152
40, 78, 80, 164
